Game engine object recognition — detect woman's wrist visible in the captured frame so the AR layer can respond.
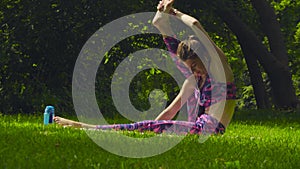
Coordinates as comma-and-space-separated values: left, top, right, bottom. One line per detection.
170, 9, 198, 27
169, 8, 178, 16
170, 8, 184, 19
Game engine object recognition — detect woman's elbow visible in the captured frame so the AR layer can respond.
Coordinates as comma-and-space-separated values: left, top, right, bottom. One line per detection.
192, 20, 200, 26
188, 19, 200, 27
152, 19, 157, 25
182, 15, 199, 27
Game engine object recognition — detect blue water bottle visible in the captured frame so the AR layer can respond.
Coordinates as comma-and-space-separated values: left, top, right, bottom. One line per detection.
44, 106, 55, 125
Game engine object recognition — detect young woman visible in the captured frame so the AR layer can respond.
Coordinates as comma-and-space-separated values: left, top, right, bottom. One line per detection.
54, 0, 236, 135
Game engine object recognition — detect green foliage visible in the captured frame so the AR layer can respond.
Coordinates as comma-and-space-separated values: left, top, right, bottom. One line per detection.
0, 0, 157, 115
0, 0, 299, 115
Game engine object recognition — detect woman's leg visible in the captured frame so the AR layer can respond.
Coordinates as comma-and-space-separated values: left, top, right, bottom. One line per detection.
54, 116, 197, 134
54, 115, 225, 135
54, 116, 97, 129
96, 120, 196, 134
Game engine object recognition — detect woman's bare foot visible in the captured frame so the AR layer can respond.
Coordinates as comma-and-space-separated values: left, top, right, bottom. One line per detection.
54, 116, 97, 129
54, 116, 83, 128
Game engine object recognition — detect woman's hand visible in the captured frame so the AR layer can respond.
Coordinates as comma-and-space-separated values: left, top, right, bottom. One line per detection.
157, 0, 165, 11
157, 0, 174, 13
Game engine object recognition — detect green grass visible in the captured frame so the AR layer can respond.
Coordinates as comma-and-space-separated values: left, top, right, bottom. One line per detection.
0, 110, 300, 169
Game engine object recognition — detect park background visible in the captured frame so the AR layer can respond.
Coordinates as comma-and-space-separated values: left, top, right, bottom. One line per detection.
0, 0, 300, 168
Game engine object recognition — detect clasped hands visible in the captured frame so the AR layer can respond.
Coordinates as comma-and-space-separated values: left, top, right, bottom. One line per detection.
157, 0, 175, 14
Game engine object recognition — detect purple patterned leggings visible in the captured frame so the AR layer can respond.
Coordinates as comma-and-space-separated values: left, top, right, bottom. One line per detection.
96, 114, 225, 135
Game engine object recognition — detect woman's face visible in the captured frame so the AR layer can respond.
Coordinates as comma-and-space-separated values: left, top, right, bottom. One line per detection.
177, 38, 208, 77
183, 57, 206, 77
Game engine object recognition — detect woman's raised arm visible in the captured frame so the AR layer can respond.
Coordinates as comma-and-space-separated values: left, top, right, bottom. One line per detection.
152, 0, 175, 38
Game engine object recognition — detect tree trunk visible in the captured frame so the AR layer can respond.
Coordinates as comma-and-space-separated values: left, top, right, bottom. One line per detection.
250, 0, 298, 108
250, 0, 289, 65
214, 0, 298, 108
241, 46, 271, 109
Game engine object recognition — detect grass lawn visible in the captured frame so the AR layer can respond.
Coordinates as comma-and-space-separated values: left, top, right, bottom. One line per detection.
0, 110, 299, 169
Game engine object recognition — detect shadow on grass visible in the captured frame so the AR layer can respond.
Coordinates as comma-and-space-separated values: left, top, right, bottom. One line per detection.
231, 109, 300, 127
